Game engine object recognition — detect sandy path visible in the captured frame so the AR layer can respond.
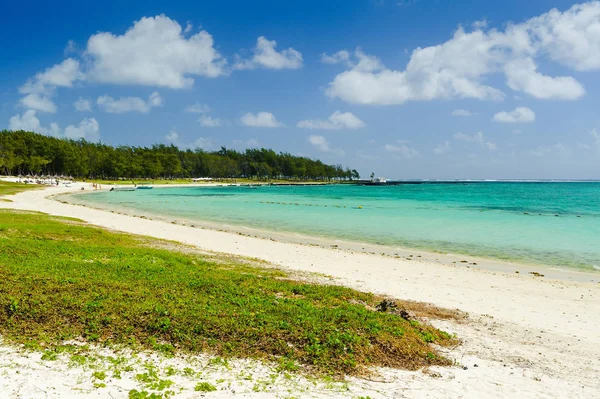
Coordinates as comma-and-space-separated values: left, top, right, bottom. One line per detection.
1, 184, 599, 398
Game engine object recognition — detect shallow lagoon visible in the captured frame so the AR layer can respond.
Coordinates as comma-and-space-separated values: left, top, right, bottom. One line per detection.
74, 182, 600, 271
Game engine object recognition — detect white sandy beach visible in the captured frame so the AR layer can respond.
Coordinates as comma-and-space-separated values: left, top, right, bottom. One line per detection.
1, 182, 599, 398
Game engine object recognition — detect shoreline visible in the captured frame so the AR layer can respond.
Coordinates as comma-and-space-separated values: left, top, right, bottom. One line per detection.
1, 182, 600, 398
61, 186, 600, 283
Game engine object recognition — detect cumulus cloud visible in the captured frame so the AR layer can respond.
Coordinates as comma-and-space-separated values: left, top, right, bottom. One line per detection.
451, 109, 472, 117
20, 94, 57, 113
74, 98, 92, 112
384, 143, 421, 158
326, 2, 600, 105
234, 36, 302, 70
492, 106, 536, 123
184, 103, 227, 127
17, 58, 84, 114
8, 110, 99, 141
308, 135, 344, 155
321, 50, 352, 66
527, 2, 600, 71
433, 141, 452, 154
97, 92, 163, 113
8, 110, 58, 135
63, 117, 100, 141
240, 112, 284, 128
297, 111, 365, 130
165, 130, 180, 143
86, 15, 226, 88
20, 58, 83, 95
504, 58, 585, 100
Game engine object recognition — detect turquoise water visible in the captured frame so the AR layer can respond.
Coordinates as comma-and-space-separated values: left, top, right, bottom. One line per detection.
74, 183, 600, 271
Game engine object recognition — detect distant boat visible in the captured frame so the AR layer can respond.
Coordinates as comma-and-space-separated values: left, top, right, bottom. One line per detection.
136, 185, 153, 190
365, 177, 388, 185
110, 186, 136, 192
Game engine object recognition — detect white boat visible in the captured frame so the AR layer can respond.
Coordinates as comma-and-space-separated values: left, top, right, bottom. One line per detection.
110, 186, 136, 192
366, 176, 387, 185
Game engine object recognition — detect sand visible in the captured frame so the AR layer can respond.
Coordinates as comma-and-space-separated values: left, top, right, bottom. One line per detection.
1, 182, 599, 398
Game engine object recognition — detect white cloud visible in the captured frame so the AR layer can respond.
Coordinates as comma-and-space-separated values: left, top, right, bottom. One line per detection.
148, 92, 163, 107
473, 19, 488, 30
184, 103, 226, 127
165, 130, 179, 143
492, 106, 536, 123
64, 117, 100, 141
20, 58, 83, 95
240, 112, 284, 128
8, 110, 99, 141
234, 36, 302, 70
451, 109, 472, 117
504, 58, 585, 100
97, 92, 163, 113
297, 111, 365, 130
74, 97, 92, 112
526, 2, 600, 71
8, 110, 56, 134
20, 94, 57, 113
321, 50, 352, 66
308, 135, 344, 155
185, 103, 211, 113
326, 2, 600, 105
453, 131, 496, 150
199, 114, 226, 127
325, 31, 506, 105
86, 15, 226, 88
17, 58, 83, 115
384, 143, 420, 158
433, 141, 451, 154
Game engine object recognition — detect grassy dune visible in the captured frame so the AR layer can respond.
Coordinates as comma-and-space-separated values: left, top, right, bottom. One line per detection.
0, 209, 458, 375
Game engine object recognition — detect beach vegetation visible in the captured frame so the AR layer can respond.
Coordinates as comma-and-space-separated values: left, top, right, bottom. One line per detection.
0, 209, 457, 376
194, 382, 217, 392
0, 180, 41, 196
1, 130, 359, 181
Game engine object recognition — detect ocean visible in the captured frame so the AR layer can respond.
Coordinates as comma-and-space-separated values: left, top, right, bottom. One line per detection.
72, 182, 600, 271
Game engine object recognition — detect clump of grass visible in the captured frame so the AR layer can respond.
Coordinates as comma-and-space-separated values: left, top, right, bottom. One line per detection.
0, 209, 457, 375
195, 382, 217, 392
0, 180, 41, 196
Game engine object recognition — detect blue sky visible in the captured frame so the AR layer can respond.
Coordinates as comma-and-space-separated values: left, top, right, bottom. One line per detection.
2, 0, 600, 179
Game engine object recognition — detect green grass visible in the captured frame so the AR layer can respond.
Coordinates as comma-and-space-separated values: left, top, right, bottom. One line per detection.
194, 382, 217, 392
0, 209, 456, 375
0, 180, 41, 196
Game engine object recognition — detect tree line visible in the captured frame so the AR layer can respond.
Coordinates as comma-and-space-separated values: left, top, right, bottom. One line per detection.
0, 130, 360, 181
